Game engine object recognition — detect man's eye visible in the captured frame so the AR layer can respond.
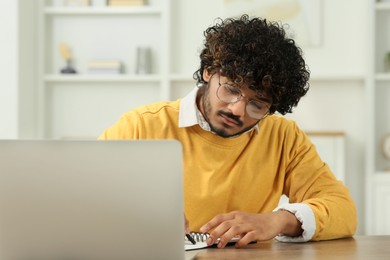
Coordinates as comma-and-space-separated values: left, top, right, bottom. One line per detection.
250, 101, 267, 110
224, 85, 240, 95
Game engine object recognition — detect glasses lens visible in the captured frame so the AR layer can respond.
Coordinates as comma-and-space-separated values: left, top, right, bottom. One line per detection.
217, 83, 270, 120
246, 101, 269, 119
217, 84, 240, 103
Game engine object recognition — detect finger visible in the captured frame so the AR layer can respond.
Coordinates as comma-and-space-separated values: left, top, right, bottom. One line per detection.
200, 212, 234, 233
215, 225, 243, 249
235, 231, 257, 248
207, 219, 240, 247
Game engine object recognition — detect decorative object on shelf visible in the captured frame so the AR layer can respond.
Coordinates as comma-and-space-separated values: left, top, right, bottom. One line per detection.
382, 133, 390, 160
87, 60, 123, 74
107, 0, 145, 6
385, 51, 390, 72
64, 0, 91, 6
136, 46, 152, 74
59, 43, 77, 74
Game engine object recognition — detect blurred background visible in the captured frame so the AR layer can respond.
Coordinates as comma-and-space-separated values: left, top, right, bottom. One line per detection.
1, 0, 389, 236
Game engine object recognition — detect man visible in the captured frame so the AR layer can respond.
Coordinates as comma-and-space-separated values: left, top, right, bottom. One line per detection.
99, 15, 357, 248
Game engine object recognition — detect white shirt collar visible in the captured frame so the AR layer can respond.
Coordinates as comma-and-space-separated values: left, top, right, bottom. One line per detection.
178, 87, 199, 128
178, 87, 259, 134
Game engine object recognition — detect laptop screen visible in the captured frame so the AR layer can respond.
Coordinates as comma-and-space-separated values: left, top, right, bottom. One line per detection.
0, 140, 184, 260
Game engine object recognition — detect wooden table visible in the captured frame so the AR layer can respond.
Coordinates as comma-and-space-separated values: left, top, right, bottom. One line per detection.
185, 236, 390, 259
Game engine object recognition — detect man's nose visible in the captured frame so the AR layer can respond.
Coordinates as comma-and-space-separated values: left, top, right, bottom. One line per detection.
228, 99, 246, 117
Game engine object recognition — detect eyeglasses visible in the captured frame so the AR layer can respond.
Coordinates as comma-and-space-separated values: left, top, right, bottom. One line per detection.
216, 75, 271, 120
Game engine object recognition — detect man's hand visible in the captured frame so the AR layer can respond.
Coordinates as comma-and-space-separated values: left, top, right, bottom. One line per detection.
199, 210, 303, 248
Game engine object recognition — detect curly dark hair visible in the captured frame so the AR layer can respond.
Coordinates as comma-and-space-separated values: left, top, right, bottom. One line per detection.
193, 14, 310, 115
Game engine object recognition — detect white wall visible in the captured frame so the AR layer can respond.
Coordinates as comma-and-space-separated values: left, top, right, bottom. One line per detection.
0, 0, 18, 139
170, 0, 367, 76
0, 0, 37, 139
304, 0, 368, 77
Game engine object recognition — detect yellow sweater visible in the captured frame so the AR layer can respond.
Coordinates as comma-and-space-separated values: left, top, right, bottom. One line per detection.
99, 99, 357, 241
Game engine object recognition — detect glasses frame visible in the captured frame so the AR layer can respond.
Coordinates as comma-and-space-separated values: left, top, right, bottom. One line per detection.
216, 74, 271, 120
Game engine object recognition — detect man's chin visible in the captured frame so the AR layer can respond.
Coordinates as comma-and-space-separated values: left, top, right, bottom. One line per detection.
211, 125, 241, 138
215, 131, 237, 138
211, 121, 258, 138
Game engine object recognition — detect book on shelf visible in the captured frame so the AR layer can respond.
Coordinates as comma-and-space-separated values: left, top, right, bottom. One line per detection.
107, 0, 145, 6
87, 60, 123, 74
184, 232, 240, 251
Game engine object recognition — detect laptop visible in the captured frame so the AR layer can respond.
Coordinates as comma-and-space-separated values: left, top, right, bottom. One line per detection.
0, 140, 184, 260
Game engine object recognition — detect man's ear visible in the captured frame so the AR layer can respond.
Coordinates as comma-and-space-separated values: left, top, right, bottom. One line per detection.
202, 70, 212, 82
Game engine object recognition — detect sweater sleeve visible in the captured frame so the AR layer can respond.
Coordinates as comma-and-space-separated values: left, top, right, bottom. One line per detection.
283, 122, 357, 241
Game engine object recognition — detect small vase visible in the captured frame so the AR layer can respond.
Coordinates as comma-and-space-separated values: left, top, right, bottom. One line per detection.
60, 60, 77, 74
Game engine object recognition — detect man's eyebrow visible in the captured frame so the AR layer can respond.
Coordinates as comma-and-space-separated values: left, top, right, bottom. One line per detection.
224, 80, 272, 103
224, 81, 239, 87
256, 96, 272, 103
253, 93, 272, 103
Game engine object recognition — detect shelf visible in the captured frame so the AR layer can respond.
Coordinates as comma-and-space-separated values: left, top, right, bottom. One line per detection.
309, 75, 365, 82
44, 6, 162, 15
376, 2, 390, 10
170, 74, 194, 82
169, 73, 365, 83
375, 73, 390, 81
373, 171, 390, 181
44, 74, 161, 83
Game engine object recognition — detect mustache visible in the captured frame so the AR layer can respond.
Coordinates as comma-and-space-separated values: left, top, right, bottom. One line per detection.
218, 111, 244, 127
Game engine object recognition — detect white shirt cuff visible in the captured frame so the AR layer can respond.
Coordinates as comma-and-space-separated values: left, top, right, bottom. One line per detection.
273, 203, 316, 242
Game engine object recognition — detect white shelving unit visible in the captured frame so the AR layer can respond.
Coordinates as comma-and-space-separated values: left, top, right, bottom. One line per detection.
44, 6, 163, 15
366, 0, 390, 235
36, 0, 172, 139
